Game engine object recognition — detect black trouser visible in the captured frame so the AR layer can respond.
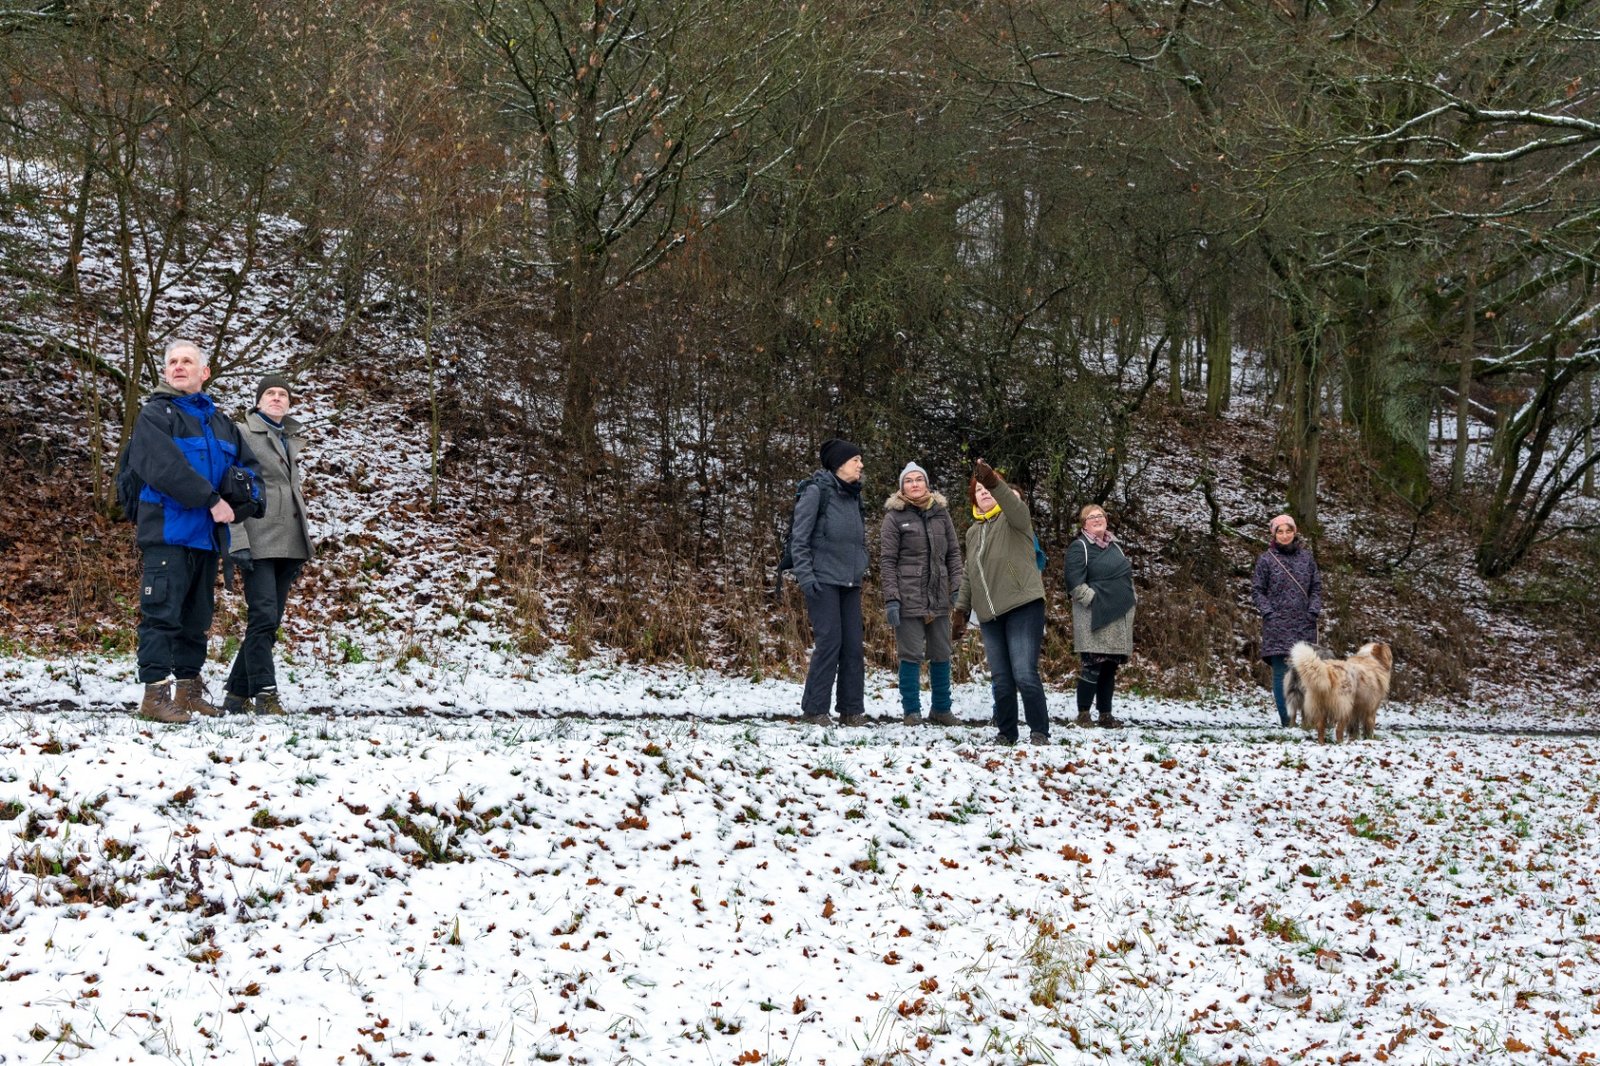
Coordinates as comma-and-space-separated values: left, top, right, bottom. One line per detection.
226, 558, 304, 698
1076, 656, 1122, 716
136, 545, 218, 684
801, 584, 864, 719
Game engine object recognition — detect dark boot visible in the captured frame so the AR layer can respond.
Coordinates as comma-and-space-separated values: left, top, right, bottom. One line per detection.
1075, 679, 1095, 727
928, 710, 959, 726
138, 681, 189, 724
172, 677, 221, 718
255, 688, 287, 715
222, 692, 251, 715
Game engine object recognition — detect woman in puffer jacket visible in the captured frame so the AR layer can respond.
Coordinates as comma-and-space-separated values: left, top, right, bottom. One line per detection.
953, 460, 1049, 746
880, 461, 963, 727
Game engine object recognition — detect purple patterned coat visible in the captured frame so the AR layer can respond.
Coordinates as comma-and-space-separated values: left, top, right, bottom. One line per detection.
1252, 539, 1322, 659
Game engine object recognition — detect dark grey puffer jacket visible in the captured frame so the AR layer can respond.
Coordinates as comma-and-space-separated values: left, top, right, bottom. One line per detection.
879, 491, 963, 618
789, 470, 868, 590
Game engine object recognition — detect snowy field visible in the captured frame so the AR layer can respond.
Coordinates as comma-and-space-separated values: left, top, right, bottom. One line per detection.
3, 675, 1598, 1065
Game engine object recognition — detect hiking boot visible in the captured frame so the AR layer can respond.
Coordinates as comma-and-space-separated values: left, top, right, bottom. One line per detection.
222, 692, 251, 715
797, 713, 831, 727
928, 710, 959, 727
902, 713, 922, 727
255, 688, 287, 715
1029, 731, 1050, 745
138, 681, 190, 724
839, 714, 868, 728
172, 677, 221, 718
1076, 709, 1094, 728
994, 733, 1016, 746
1096, 714, 1124, 729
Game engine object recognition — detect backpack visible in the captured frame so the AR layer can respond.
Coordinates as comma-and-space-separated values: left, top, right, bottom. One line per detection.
112, 401, 173, 522
1032, 533, 1047, 572
778, 477, 830, 573
113, 444, 143, 522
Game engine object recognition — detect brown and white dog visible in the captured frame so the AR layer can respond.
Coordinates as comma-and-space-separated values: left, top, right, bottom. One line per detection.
1289, 641, 1393, 743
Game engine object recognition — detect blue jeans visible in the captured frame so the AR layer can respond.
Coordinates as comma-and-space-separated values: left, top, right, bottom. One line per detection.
1267, 654, 1290, 726
979, 598, 1048, 741
801, 584, 864, 718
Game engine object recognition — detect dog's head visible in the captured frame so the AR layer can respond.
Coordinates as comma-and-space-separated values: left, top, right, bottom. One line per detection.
1356, 642, 1393, 675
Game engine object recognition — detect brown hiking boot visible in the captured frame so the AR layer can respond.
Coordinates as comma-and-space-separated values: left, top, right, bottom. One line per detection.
1096, 714, 1124, 729
173, 677, 221, 718
928, 711, 959, 727
138, 681, 190, 724
839, 714, 868, 728
255, 688, 287, 715
1076, 709, 1094, 728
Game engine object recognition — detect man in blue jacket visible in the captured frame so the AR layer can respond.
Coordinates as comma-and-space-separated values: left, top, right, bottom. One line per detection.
125, 339, 261, 723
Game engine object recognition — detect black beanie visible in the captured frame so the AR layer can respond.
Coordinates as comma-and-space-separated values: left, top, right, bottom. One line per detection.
819, 438, 862, 473
255, 374, 293, 405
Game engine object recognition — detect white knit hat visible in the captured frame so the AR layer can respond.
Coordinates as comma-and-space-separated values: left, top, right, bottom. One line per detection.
899, 461, 928, 490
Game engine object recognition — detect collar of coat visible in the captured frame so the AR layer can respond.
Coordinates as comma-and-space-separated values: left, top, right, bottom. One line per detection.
246, 409, 306, 437
885, 490, 947, 512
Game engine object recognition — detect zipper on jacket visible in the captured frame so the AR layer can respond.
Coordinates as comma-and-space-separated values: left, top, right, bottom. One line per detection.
974, 519, 998, 619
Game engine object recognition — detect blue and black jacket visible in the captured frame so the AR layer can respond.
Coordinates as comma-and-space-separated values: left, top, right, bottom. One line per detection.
126, 384, 260, 552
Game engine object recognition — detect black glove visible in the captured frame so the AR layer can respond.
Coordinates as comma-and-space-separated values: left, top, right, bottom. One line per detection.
973, 459, 1000, 489
800, 579, 819, 598
885, 601, 901, 628
231, 549, 254, 575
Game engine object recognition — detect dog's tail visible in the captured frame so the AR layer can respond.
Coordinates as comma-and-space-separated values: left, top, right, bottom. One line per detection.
1289, 641, 1338, 699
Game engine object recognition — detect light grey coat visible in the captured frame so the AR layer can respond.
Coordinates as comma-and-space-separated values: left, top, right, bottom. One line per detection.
230, 410, 314, 561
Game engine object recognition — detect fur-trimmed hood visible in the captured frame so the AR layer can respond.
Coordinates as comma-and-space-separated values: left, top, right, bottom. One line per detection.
884, 490, 949, 512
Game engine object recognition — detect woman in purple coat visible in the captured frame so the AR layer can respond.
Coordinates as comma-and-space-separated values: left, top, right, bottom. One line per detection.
1252, 514, 1322, 726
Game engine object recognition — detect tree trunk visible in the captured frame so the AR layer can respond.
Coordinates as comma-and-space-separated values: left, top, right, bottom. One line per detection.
1451, 256, 1477, 497
1204, 277, 1231, 417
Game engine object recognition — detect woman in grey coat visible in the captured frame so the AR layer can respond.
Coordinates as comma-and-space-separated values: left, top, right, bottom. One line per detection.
223, 375, 315, 715
1064, 504, 1135, 728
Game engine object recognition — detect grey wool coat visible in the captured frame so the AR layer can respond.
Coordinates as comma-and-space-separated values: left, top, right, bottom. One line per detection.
230, 410, 314, 561
879, 491, 963, 618
1064, 533, 1136, 656
1251, 539, 1321, 658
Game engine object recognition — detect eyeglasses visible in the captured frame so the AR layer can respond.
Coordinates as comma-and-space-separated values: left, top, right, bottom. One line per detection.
1084, 513, 1106, 522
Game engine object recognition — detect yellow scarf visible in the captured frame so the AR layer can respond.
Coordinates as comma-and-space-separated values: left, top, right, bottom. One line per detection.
972, 503, 1002, 522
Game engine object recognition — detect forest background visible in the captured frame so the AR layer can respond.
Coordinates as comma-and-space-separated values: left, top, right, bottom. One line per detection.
2, 0, 1599, 707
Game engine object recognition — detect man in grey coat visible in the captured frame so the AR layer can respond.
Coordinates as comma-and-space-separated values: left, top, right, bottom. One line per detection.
223, 374, 315, 714
791, 438, 869, 726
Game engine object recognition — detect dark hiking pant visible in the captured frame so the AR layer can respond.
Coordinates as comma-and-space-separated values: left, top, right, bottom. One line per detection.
136, 545, 218, 684
226, 558, 304, 698
801, 584, 864, 719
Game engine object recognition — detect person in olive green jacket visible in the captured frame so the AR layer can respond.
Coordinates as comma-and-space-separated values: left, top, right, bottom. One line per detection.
953, 460, 1049, 746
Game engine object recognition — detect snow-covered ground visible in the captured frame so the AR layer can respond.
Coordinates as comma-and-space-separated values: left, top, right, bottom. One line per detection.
3, 697, 1597, 1065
